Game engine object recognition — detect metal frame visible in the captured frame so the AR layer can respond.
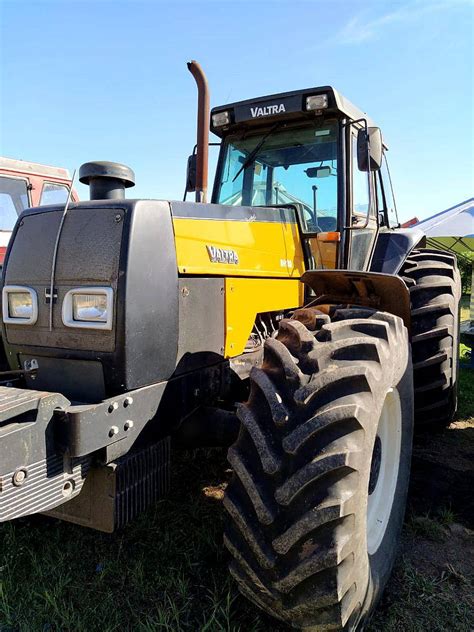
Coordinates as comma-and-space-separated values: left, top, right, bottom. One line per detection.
55, 380, 168, 459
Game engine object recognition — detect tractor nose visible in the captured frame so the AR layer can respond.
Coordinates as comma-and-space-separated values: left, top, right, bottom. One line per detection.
79, 161, 135, 200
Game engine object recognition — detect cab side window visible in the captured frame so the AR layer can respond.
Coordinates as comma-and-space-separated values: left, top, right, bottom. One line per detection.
375, 173, 386, 224
40, 183, 70, 205
380, 155, 398, 228
0, 176, 29, 231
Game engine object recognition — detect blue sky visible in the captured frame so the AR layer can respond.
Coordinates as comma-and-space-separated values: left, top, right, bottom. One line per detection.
1, 0, 472, 222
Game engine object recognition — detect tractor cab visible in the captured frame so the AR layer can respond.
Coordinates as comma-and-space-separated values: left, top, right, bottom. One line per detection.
206, 87, 399, 272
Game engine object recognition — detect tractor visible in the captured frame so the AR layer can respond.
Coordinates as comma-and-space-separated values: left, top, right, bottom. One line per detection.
0, 156, 78, 265
0, 62, 461, 630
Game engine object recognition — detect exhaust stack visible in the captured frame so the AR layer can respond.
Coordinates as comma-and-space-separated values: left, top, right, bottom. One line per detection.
79, 161, 135, 200
187, 60, 210, 203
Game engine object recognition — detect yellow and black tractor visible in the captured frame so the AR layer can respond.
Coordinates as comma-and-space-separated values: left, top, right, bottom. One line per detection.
0, 62, 461, 630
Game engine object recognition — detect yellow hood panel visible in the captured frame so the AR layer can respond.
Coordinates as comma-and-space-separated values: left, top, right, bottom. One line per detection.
173, 217, 305, 278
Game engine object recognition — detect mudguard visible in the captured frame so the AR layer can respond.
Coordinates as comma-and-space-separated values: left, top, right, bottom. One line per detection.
302, 269, 411, 329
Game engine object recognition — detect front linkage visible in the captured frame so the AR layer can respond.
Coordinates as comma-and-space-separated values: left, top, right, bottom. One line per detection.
0, 382, 170, 530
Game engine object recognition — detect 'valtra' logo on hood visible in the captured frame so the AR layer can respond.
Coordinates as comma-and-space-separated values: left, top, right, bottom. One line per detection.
250, 104, 286, 118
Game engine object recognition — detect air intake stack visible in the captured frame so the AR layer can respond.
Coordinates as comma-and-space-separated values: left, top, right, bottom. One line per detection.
79, 161, 135, 200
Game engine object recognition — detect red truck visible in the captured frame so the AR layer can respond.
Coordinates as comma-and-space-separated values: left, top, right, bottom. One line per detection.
0, 156, 77, 263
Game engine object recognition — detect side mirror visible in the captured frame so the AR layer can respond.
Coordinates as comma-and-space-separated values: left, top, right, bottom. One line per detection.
357, 127, 383, 172
185, 154, 197, 193
305, 166, 332, 178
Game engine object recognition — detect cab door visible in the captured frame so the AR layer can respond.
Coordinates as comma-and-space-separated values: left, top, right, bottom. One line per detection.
348, 130, 378, 270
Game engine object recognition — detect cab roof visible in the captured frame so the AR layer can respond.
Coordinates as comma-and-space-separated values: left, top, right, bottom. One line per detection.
0, 156, 72, 180
210, 86, 377, 137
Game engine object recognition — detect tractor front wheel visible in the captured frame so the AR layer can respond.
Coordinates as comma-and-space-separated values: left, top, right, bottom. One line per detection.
224, 308, 413, 631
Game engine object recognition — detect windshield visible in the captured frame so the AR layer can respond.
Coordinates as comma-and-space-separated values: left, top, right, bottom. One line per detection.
215, 120, 339, 232
0, 176, 29, 232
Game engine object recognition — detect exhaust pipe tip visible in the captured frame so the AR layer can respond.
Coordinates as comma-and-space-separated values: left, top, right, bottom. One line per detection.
79, 161, 135, 200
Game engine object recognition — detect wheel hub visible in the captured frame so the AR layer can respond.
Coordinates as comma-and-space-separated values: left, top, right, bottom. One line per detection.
368, 435, 382, 495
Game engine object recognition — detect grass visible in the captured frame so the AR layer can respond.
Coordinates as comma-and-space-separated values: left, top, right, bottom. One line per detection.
2, 456, 213, 630
0, 449, 278, 632
367, 558, 473, 632
0, 364, 473, 631
458, 358, 474, 420
406, 514, 447, 542
437, 506, 456, 527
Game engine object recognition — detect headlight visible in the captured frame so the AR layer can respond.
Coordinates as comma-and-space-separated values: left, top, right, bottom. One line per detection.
73, 294, 108, 322
306, 94, 328, 111
9, 292, 34, 319
62, 287, 113, 330
2, 286, 38, 325
212, 111, 231, 127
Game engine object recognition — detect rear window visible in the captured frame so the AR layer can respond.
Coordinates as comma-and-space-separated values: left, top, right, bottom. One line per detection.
0, 176, 29, 231
40, 182, 70, 205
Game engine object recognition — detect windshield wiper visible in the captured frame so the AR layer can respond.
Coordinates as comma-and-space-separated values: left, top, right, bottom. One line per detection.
232, 122, 282, 183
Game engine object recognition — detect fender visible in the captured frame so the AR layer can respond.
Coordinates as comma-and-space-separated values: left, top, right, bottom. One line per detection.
302, 269, 411, 330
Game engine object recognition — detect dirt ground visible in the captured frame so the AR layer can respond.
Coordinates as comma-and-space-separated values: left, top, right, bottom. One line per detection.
367, 416, 474, 631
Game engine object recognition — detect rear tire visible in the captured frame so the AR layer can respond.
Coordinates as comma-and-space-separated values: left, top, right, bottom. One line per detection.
224, 308, 413, 630
400, 248, 461, 428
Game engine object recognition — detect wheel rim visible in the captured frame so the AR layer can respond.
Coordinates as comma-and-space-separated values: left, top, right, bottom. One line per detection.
367, 388, 402, 555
